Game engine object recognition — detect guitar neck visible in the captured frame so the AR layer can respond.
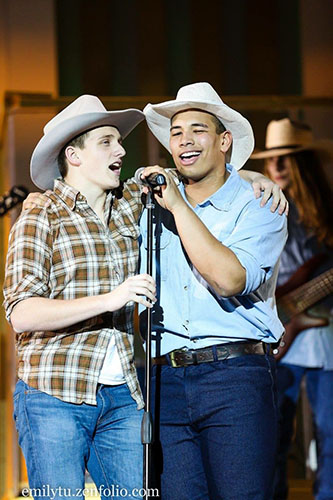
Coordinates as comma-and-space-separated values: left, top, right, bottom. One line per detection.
278, 268, 333, 321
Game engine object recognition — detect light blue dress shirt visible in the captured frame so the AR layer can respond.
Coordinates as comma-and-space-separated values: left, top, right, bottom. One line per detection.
277, 202, 333, 369
139, 165, 288, 357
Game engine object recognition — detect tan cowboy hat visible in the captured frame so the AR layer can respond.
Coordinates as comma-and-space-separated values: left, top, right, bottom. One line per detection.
30, 95, 144, 190
143, 82, 254, 170
251, 118, 333, 159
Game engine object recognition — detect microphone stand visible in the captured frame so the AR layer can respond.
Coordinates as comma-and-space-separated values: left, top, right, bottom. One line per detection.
141, 187, 154, 499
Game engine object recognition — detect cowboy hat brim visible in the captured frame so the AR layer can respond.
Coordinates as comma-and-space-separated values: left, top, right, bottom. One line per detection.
251, 139, 333, 160
31, 109, 144, 190
144, 99, 254, 170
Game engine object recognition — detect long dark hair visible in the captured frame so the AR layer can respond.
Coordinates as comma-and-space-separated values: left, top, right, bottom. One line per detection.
266, 150, 333, 248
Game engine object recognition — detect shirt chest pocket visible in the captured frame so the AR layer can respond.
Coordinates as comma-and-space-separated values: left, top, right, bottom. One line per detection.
141, 223, 172, 281
113, 223, 140, 276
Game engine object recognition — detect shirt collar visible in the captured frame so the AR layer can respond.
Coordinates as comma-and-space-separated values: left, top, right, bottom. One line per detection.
179, 164, 242, 211
53, 178, 81, 210
53, 178, 113, 216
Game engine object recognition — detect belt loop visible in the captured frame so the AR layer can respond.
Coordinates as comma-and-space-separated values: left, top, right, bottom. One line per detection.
165, 353, 172, 366
262, 342, 270, 355
212, 344, 218, 362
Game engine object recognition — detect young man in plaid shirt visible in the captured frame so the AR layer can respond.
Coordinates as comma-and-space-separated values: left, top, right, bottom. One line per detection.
3, 95, 156, 499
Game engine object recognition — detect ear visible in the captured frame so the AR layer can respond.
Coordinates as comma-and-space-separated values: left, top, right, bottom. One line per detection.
65, 146, 81, 167
220, 131, 233, 154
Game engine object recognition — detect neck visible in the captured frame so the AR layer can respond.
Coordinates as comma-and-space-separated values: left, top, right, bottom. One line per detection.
184, 167, 229, 207
64, 176, 107, 220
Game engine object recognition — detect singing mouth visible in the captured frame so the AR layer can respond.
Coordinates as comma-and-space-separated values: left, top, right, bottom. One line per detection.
179, 151, 201, 165
108, 161, 122, 172
179, 151, 201, 160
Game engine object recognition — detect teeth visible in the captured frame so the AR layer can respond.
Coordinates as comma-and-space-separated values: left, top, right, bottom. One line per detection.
180, 151, 200, 159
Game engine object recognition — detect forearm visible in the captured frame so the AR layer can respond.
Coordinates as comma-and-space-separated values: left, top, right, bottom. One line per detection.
10, 273, 156, 333
10, 295, 108, 333
172, 204, 246, 296
239, 169, 263, 183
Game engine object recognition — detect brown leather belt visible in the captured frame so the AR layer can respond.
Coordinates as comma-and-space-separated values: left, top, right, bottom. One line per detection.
152, 341, 269, 368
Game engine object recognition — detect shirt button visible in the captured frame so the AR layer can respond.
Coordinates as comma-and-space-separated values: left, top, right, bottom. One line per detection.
185, 320, 189, 325
184, 285, 188, 290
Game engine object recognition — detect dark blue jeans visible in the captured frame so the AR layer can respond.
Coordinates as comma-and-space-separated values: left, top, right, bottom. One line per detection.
151, 353, 278, 500
274, 364, 333, 500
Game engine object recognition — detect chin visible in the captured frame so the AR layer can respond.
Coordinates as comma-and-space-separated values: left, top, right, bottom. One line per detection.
176, 165, 196, 178
109, 178, 121, 190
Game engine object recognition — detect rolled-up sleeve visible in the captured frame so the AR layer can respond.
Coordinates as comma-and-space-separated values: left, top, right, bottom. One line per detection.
3, 208, 53, 321
223, 199, 288, 295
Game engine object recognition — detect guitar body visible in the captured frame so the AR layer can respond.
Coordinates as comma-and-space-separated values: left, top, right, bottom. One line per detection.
274, 254, 332, 361
274, 311, 329, 361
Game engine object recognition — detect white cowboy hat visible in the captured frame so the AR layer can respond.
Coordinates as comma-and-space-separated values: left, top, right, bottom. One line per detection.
251, 118, 333, 159
30, 94, 145, 190
143, 82, 255, 170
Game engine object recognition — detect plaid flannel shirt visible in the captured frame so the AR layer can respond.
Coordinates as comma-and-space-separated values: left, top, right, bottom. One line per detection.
3, 178, 144, 407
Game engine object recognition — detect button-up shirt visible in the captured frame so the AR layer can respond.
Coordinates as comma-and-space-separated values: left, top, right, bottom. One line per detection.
139, 165, 288, 356
3, 178, 144, 407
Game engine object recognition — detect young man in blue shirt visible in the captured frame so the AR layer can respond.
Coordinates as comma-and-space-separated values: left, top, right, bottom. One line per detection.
139, 82, 288, 500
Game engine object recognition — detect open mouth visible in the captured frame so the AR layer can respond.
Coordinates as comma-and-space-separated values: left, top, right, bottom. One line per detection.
108, 161, 122, 172
179, 151, 201, 165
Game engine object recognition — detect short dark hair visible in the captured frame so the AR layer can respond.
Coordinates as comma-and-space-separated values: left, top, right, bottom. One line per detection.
57, 131, 90, 179
210, 114, 226, 135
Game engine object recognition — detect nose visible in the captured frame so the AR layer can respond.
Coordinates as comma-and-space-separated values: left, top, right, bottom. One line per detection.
276, 156, 286, 171
180, 131, 194, 147
268, 156, 283, 172
116, 143, 126, 158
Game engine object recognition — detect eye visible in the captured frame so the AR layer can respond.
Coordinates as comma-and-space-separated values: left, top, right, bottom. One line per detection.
171, 132, 181, 137
103, 139, 110, 145
194, 129, 205, 134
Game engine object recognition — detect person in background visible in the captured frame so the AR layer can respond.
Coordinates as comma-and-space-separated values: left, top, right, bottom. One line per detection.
251, 118, 333, 500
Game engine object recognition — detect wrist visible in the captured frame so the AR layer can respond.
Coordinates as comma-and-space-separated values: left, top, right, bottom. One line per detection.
170, 199, 191, 219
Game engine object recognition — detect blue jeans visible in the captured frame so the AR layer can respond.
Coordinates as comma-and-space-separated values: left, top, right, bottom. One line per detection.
13, 380, 143, 500
151, 353, 278, 500
274, 364, 333, 500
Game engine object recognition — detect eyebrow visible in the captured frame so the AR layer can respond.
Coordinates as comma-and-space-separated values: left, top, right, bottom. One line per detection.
170, 122, 209, 131
98, 133, 122, 142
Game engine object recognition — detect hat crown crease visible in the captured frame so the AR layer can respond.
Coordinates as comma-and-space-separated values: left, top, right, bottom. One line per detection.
44, 95, 107, 135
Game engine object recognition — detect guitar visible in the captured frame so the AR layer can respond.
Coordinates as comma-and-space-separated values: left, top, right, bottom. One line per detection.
273, 254, 333, 360
0, 186, 29, 216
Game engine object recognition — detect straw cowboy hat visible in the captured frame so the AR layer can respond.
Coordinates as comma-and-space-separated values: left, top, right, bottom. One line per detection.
30, 95, 144, 190
251, 118, 333, 160
143, 82, 254, 170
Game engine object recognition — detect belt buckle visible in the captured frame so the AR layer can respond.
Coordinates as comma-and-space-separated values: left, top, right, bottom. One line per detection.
169, 348, 188, 368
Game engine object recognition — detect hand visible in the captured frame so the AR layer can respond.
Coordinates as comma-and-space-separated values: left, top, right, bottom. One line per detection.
22, 192, 50, 211
251, 175, 289, 215
107, 274, 156, 311
140, 165, 185, 213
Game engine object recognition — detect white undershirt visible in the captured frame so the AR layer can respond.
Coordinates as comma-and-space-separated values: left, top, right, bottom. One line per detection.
98, 334, 125, 385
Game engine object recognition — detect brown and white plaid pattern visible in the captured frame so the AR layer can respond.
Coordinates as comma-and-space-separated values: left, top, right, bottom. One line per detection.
3, 178, 144, 407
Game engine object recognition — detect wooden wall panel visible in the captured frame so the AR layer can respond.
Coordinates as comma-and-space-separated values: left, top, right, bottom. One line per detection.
191, 0, 224, 91
137, 0, 167, 95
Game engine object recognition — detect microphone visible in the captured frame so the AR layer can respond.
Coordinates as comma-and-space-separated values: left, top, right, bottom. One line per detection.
134, 167, 167, 187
